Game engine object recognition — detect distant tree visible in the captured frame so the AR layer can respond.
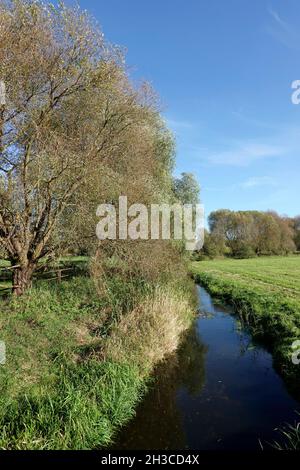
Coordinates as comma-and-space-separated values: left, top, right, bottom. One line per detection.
201, 230, 226, 258
267, 212, 296, 254
207, 209, 296, 259
208, 210, 250, 257
293, 216, 300, 251
251, 212, 280, 255
173, 172, 200, 205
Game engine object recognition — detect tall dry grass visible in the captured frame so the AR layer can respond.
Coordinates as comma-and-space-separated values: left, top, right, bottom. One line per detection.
103, 287, 193, 375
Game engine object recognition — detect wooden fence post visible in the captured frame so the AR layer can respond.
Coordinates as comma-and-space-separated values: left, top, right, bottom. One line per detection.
57, 269, 62, 283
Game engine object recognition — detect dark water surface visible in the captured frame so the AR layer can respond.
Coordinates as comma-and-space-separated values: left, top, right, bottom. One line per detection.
114, 286, 300, 450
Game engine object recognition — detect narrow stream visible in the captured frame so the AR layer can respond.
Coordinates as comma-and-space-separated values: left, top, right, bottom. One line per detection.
114, 285, 300, 450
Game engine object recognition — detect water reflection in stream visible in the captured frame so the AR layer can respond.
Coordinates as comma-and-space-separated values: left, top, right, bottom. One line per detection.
113, 286, 300, 450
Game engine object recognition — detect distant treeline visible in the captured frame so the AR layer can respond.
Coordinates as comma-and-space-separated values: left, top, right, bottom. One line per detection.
201, 210, 300, 259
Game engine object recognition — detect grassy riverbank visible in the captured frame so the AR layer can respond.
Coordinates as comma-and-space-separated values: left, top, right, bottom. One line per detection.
0, 274, 195, 449
191, 256, 300, 388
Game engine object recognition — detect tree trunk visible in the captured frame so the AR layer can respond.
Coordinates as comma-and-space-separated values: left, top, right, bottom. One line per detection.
12, 264, 35, 296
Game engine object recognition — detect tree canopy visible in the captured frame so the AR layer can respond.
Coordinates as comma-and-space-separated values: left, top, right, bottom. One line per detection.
203, 209, 296, 258
0, 0, 177, 294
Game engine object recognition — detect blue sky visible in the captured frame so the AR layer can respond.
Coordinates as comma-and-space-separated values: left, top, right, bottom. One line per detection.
79, 0, 300, 218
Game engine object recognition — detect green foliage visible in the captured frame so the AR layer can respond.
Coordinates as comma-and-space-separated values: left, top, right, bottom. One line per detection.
207, 210, 296, 258
0, 359, 144, 450
201, 230, 226, 259
233, 244, 256, 259
0, 277, 145, 448
173, 172, 200, 205
0, 272, 194, 449
294, 216, 300, 251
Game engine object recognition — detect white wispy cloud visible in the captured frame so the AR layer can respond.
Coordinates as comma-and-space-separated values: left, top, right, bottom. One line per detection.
268, 8, 288, 29
266, 7, 300, 49
231, 110, 276, 130
239, 176, 277, 189
207, 142, 285, 166
203, 176, 277, 193
166, 118, 194, 130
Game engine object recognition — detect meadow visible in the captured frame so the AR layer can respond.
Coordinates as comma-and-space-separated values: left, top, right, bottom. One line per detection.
191, 256, 300, 389
192, 256, 300, 297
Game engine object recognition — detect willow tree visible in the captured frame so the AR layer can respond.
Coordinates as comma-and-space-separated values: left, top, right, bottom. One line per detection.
0, 0, 148, 294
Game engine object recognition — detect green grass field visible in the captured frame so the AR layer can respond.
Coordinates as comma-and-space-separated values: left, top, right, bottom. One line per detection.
192, 256, 300, 300
191, 256, 300, 388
